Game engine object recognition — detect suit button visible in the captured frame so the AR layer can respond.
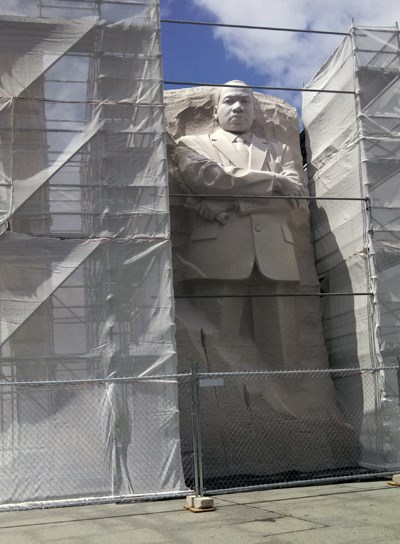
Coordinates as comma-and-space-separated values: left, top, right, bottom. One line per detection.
254, 225, 262, 232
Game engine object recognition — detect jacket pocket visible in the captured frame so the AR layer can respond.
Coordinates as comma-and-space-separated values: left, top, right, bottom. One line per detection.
191, 221, 220, 241
281, 222, 294, 244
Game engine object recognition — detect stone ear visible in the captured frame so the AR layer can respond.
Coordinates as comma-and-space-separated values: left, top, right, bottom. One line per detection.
213, 105, 218, 121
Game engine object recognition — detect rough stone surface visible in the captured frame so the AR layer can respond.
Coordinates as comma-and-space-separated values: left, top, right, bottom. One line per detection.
165, 87, 358, 479
186, 495, 196, 506
192, 496, 214, 509
164, 86, 302, 163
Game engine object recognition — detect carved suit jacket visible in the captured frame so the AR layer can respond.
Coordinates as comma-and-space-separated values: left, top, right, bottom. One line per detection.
175, 128, 304, 282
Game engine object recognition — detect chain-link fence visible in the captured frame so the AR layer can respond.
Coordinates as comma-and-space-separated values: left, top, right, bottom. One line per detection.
189, 365, 400, 496
0, 366, 399, 509
0, 374, 195, 510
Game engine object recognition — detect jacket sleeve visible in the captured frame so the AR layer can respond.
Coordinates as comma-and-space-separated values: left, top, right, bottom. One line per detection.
273, 143, 306, 195
175, 137, 276, 197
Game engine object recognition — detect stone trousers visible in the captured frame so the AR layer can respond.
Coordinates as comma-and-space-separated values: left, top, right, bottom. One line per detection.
176, 267, 298, 372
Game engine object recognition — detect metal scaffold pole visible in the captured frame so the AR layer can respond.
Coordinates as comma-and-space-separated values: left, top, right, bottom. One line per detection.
190, 361, 203, 496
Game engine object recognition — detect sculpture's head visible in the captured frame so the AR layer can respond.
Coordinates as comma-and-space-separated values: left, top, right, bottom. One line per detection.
214, 80, 255, 134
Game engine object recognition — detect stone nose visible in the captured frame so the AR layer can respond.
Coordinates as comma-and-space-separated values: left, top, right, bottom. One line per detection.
232, 102, 243, 111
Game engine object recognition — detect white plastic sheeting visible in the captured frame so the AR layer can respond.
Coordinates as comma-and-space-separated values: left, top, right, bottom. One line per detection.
303, 26, 400, 469
0, 0, 186, 505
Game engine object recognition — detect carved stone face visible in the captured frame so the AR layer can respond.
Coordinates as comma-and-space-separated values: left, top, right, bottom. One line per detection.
215, 86, 255, 134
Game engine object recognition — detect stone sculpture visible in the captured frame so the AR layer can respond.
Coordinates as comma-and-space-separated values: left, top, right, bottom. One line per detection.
173, 81, 305, 374
165, 83, 358, 481
175, 80, 304, 280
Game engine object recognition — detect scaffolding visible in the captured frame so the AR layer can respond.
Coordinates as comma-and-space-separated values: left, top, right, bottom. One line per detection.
0, 0, 185, 505
1, 1, 400, 508
303, 25, 400, 469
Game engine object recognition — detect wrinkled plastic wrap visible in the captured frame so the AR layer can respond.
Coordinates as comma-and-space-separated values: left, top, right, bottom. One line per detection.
0, 0, 186, 506
303, 26, 400, 469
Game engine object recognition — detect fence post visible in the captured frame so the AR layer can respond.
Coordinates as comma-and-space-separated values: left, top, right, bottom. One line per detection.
397, 357, 400, 405
190, 361, 204, 496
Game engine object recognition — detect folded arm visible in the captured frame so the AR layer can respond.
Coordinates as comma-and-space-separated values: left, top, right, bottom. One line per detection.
175, 142, 276, 197
273, 144, 306, 201
175, 137, 306, 219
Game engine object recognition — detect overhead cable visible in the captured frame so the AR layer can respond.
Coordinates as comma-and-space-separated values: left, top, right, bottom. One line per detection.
161, 19, 349, 36
164, 80, 355, 95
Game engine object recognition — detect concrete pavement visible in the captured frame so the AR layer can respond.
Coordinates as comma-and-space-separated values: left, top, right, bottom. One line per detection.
0, 480, 399, 543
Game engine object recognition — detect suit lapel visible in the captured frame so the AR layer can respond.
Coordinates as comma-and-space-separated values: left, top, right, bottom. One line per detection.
210, 130, 270, 171
250, 135, 270, 171
210, 129, 248, 168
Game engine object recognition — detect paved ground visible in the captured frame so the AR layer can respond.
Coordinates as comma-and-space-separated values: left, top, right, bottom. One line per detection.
0, 480, 399, 543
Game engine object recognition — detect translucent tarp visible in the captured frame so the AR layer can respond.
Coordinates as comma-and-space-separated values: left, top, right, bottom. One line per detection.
303, 25, 400, 469
0, 0, 186, 506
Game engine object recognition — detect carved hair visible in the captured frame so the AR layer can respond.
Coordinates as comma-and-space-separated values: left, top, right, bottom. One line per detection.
213, 80, 252, 106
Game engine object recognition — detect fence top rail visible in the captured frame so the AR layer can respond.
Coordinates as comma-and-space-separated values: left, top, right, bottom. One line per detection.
0, 374, 191, 387
197, 366, 397, 377
0, 366, 396, 387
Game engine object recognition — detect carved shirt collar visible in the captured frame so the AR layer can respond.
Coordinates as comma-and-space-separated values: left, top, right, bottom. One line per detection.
219, 129, 253, 145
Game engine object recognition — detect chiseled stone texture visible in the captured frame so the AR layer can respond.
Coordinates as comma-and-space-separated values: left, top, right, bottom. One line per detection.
164, 86, 358, 478
164, 86, 303, 172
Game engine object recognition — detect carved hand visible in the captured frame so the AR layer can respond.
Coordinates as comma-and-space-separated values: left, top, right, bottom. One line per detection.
195, 199, 232, 224
274, 175, 306, 207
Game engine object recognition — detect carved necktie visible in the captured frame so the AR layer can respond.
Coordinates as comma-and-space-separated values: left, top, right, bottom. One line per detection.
233, 135, 250, 168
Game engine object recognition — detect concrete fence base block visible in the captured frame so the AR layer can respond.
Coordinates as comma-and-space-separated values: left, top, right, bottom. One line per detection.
193, 497, 214, 509
185, 495, 196, 507
184, 495, 215, 512
387, 474, 400, 487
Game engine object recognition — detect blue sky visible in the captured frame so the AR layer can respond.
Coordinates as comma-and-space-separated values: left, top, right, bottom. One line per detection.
161, 0, 400, 112
161, 3, 261, 90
